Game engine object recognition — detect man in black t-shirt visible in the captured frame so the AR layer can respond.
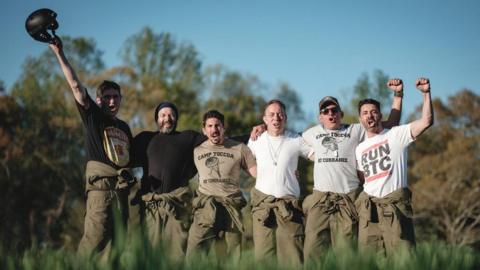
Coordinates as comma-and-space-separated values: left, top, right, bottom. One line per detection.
49, 37, 133, 258
131, 102, 205, 259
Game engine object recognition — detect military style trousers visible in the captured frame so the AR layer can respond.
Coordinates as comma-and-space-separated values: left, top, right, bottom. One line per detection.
250, 188, 304, 267
142, 186, 192, 259
303, 188, 360, 263
186, 191, 246, 262
356, 188, 416, 256
77, 161, 131, 258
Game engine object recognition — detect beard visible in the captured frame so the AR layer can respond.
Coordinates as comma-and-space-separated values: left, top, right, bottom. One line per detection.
158, 121, 176, 134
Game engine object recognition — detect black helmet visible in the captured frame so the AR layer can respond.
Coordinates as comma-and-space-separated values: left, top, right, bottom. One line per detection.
25, 8, 59, 43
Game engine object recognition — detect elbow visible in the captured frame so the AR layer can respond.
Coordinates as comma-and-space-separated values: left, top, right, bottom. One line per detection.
423, 115, 434, 130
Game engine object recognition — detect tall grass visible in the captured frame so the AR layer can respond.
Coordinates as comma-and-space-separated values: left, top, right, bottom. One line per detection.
1, 228, 479, 270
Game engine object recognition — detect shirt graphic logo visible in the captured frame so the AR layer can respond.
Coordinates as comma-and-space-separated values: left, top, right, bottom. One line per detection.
361, 139, 392, 182
321, 136, 339, 157
103, 127, 130, 166
205, 156, 222, 178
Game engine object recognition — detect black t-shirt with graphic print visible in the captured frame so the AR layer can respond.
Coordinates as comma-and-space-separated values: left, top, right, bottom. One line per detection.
76, 94, 132, 169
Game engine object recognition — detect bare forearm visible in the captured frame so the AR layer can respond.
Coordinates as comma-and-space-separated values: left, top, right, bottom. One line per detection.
419, 91, 433, 128
410, 78, 434, 138
53, 49, 88, 106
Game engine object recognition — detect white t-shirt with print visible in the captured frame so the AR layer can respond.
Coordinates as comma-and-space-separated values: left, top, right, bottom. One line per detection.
248, 130, 313, 198
302, 123, 365, 194
355, 124, 414, 198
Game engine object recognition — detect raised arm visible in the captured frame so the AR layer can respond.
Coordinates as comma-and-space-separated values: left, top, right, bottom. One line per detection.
382, 78, 404, 128
49, 36, 89, 108
410, 77, 434, 139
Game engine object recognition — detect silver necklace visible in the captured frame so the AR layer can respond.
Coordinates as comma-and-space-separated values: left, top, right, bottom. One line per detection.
267, 134, 285, 166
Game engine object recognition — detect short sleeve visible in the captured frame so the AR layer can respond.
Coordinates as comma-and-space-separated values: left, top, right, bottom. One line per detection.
391, 124, 415, 147
241, 143, 256, 170
302, 126, 315, 147
299, 137, 314, 158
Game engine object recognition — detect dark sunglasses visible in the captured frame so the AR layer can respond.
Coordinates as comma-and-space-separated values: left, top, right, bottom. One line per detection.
320, 107, 340, 115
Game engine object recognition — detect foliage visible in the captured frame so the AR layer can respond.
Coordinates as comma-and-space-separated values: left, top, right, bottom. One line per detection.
116, 27, 204, 132
1, 230, 479, 270
343, 69, 392, 122
411, 90, 480, 247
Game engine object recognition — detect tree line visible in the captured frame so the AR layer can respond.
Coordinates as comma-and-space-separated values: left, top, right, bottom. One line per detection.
0, 26, 478, 252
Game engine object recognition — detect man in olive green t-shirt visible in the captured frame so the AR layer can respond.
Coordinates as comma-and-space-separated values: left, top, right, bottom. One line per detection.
186, 110, 257, 261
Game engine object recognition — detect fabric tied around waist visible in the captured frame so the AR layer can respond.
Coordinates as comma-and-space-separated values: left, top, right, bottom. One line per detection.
85, 160, 137, 193
192, 191, 246, 234
250, 188, 301, 226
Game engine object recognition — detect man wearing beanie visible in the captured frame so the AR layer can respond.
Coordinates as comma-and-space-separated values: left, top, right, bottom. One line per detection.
132, 101, 204, 259
301, 79, 404, 264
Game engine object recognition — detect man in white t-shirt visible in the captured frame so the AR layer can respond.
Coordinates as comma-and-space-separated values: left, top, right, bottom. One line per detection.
248, 100, 313, 267
355, 77, 433, 255
302, 79, 403, 262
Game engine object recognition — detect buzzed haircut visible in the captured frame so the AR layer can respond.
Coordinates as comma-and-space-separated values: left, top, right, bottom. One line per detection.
96, 80, 121, 97
264, 99, 287, 117
202, 110, 225, 126
358, 98, 381, 114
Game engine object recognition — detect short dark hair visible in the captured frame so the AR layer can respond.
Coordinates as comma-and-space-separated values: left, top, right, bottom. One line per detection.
202, 110, 225, 126
358, 99, 381, 114
96, 80, 121, 97
264, 99, 287, 117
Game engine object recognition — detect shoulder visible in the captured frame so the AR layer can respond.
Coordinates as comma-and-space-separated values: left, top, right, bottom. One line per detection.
116, 118, 132, 134
225, 138, 243, 148
182, 130, 202, 137
284, 130, 301, 138
304, 124, 322, 134
134, 131, 156, 141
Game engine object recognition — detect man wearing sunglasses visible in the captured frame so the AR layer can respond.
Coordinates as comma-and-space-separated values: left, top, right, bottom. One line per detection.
302, 79, 403, 263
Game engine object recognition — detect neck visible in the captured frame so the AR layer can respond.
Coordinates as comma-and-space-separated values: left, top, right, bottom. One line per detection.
267, 129, 284, 137
366, 126, 384, 138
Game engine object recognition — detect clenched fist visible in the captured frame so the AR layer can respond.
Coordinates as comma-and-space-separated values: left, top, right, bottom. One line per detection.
387, 78, 404, 93
415, 77, 430, 93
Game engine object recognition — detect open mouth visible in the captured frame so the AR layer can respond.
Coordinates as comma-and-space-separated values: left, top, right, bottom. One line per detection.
367, 119, 376, 127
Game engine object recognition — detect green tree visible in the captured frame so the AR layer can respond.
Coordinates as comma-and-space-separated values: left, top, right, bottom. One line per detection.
343, 69, 391, 122
115, 27, 204, 132
203, 64, 266, 136
411, 90, 480, 247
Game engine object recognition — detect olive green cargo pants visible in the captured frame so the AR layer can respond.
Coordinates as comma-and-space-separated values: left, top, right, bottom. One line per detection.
143, 186, 192, 259
251, 188, 304, 267
303, 188, 359, 263
356, 188, 415, 256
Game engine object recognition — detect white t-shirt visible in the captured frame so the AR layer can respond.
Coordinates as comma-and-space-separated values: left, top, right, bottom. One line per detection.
355, 124, 414, 198
302, 123, 365, 193
248, 130, 313, 198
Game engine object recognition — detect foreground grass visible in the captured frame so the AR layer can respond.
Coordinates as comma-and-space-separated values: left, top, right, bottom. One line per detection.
1, 234, 479, 270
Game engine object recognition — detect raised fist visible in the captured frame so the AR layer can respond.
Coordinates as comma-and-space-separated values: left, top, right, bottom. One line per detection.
415, 77, 430, 93
387, 78, 403, 93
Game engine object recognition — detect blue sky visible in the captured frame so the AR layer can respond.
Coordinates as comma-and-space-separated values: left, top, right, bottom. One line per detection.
2, 0, 479, 124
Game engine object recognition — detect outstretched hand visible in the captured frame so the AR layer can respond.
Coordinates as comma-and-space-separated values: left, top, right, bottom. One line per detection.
415, 77, 430, 93
48, 35, 63, 53
387, 78, 403, 93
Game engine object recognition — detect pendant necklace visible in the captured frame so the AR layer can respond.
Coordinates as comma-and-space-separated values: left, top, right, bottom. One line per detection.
267, 134, 285, 166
